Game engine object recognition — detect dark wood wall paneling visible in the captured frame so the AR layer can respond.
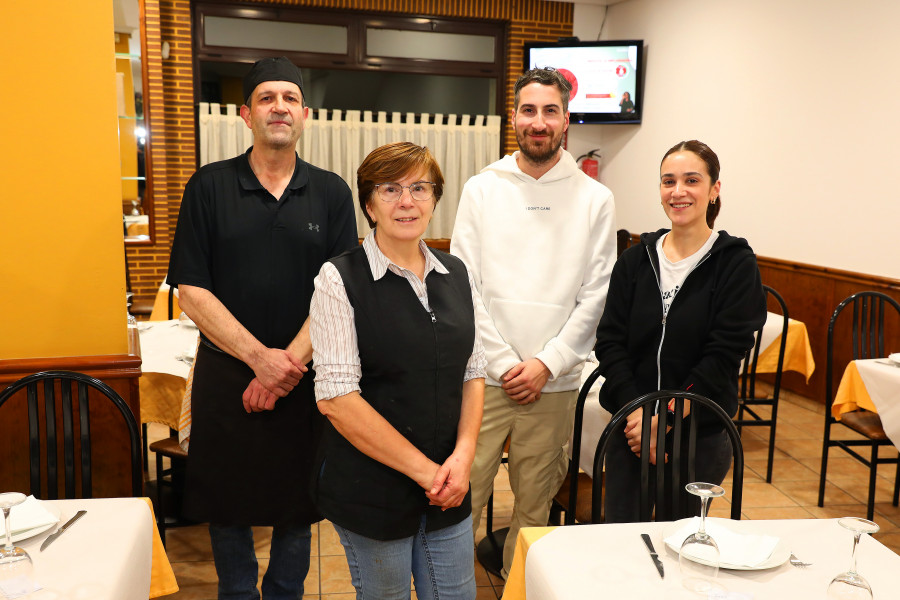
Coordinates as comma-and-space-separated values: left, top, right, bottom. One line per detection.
757, 257, 900, 403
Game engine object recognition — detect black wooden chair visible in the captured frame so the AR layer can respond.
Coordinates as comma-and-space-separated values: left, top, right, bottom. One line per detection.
149, 434, 189, 546
591, 391, 744, 523
734, 285, 788, 483
475, 436, 511, 577
0, 371, 142, 499
616, 228, 632, 257
818, 291, 900, 521
551, 365, 604, 525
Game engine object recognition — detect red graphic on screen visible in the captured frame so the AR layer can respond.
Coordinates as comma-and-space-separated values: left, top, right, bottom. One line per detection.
557, 68, 578, 99
616, 65, 627, 77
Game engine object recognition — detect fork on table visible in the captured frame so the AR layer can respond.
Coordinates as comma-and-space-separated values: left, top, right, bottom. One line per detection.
789, 553, 812, 568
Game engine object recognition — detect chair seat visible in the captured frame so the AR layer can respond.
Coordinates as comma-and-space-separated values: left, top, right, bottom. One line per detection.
553, 472, 594, 524
840, 410, 889, 441
149, 436, 188, 459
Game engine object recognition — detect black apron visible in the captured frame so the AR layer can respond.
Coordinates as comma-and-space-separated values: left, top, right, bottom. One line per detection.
182, 343, 322, 526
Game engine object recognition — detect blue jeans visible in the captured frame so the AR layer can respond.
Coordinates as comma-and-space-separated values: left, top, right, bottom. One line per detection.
334, 515, 475, 600
208, 523, 312, 600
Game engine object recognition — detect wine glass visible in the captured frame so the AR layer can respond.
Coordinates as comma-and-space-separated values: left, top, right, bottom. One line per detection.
679, 482, 725, 594
0, 492, 35, 594
826, 517, 880, 600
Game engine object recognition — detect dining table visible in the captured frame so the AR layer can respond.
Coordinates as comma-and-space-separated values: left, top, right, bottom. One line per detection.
503, 517, 900, 599
5, 497, 177, 599
833, 358, 900, 450
571, 311, 816, 473
138, 319, 198, 449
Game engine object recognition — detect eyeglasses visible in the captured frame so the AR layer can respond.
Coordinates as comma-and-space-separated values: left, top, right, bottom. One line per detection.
374, 181, 436, 203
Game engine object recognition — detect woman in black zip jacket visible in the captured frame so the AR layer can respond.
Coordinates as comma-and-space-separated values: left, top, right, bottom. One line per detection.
594, 140, 766, 523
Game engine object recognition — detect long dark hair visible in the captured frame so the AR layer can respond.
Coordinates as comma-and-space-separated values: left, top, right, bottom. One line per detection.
661, 140, 721, 228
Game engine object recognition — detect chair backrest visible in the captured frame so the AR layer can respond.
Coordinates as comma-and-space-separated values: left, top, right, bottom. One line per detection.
616, 228, 632, 257
825, 291, 900, 410
740, 285, 789, 401
0, 371, 142, 499
563, 365, 604, 524
591, 390, 744, 523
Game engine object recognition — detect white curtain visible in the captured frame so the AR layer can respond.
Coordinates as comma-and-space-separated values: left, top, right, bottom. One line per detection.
197, 103, 502, 238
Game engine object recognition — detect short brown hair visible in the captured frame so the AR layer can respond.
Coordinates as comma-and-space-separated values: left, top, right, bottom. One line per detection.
357, 142, 444, 228
514, 67, 572, 113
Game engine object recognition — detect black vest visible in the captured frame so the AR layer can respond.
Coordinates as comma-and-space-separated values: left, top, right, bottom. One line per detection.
314, 245, 476, 540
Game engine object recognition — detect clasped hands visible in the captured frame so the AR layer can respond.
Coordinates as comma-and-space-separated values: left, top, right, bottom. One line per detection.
624, 407, 667, 466
423, 450, 472, 511
242, 347, 307, 413
501, 358, 551, 405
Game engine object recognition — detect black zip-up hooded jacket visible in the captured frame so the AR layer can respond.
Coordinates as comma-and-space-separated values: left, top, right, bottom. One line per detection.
594, 229, 766, 433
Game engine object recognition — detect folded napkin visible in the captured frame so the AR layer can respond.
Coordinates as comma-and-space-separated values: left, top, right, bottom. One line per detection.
0, 576, 41, 599
664, 517, 780, 568
0, 496, 59, 537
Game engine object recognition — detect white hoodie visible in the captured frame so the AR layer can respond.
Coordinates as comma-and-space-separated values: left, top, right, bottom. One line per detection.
451, 150, 617, 392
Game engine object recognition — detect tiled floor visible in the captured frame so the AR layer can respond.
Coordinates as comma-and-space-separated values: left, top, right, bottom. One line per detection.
148, 387, 899, 599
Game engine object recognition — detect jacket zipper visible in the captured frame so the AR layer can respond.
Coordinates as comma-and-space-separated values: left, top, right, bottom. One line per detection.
647, 244, 713, 392
429, 310, 439, 455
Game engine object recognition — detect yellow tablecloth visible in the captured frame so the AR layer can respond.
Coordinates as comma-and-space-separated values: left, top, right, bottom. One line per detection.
144, 497, 179, 597
832, 361, 876, 418
501, 527, 554, 600
756, 317, 815, 381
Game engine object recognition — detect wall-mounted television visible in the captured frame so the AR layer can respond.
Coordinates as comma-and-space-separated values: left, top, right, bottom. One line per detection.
524, 40, 644, 124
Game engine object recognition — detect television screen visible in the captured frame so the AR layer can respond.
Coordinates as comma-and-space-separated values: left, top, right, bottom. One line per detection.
524, 40, 644, 124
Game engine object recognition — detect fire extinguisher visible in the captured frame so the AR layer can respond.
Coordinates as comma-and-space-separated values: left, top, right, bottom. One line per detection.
578, 149, 601, 180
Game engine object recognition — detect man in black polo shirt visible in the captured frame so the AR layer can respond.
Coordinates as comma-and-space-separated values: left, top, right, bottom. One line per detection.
167, 57, 358, 600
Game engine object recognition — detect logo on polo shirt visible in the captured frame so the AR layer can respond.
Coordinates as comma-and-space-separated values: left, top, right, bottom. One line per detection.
308, 223, 320, 232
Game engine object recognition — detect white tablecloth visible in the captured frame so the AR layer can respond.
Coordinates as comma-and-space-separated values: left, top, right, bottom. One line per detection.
522, 518, 900, 600
14, 498, 154, 600
138, 320, 199, 379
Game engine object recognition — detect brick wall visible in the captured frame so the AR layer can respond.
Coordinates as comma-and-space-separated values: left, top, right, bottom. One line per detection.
130, 0, 572, 306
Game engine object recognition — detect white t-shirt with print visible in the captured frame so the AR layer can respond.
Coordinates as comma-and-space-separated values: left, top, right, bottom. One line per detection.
657, 231, 719, 316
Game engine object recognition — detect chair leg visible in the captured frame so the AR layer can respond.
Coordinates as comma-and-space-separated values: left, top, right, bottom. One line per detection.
155, 450, 167, 547
893, 460, 900, 507
866, 444, 878, 522
766, 419, 776, 484
142, 423, 149, 472
818, 424, 831, 508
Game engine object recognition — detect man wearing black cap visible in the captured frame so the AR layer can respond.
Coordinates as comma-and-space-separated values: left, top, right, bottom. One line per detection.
167, 56, 358, 599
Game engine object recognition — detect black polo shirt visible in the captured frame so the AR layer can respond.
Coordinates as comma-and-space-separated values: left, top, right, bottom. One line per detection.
167, 148, 358, 350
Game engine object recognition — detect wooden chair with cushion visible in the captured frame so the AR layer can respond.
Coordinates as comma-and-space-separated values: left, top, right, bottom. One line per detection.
818, 291, 900, 521
734, 285, 788, 483
591, 390, 744, 523
0, 371, 142, 499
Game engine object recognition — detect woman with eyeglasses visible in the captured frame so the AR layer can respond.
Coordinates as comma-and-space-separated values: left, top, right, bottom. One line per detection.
309, 141, 486, 599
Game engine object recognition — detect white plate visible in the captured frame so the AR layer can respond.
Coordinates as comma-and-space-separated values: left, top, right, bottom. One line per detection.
889, 353, 900, 366
9, 502, 61, 544
663, 518, 791, 570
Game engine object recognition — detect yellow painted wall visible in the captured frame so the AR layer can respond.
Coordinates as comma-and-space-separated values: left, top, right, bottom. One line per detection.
0, 0, 128, 359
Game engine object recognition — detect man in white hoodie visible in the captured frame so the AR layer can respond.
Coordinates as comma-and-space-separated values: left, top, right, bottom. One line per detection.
451, 67, 616, 576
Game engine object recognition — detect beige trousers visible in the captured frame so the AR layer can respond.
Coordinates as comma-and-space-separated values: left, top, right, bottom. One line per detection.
470, 385, 577, 576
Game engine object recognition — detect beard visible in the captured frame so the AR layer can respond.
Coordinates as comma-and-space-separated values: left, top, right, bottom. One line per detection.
516, 128, 564, 165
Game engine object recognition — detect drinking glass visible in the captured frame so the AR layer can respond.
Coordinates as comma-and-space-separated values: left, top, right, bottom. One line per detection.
679, 482, 725, 594
826, 517, 879, 600
0, 492, 35, 594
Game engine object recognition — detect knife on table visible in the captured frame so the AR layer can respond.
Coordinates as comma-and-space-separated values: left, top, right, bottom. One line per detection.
641, 533, 665, 579
40, 510, 87, 551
